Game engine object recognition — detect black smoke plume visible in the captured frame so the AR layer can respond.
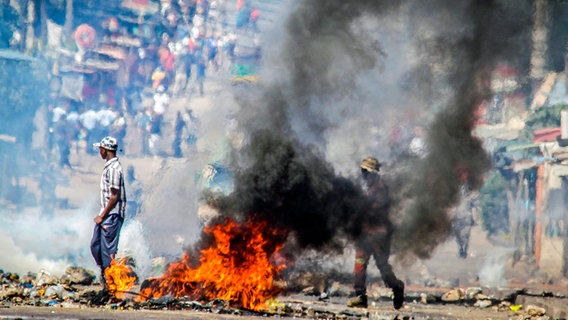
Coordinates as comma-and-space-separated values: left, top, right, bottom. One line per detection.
393, 0, 532, 259
198, 0, 534, 263
204, 130, 371, 251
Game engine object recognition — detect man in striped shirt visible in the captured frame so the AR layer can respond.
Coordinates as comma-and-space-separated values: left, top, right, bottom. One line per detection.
90, 136, 127, 289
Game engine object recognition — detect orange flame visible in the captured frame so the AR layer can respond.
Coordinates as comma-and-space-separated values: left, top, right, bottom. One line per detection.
138, 217, 287, 311
105, 257, 137, 299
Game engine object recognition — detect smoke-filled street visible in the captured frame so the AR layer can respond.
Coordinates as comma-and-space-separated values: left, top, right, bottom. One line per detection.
1, 0, 568, 319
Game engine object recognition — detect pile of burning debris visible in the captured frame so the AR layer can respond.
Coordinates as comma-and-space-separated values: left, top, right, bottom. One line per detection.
1, 217, 566, 318
1, 215, 567, 318
0, 264, 567, 319
0, 264, 358, 317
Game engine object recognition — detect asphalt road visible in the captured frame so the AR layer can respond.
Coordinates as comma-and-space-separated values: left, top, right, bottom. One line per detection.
0, 294, 524, 320
0, 303, 515, 320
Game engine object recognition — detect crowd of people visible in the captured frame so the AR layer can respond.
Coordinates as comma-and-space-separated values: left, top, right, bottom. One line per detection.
44, 0, 260, 167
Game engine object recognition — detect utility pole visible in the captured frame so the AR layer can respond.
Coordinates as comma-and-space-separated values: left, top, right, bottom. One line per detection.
39, 0, 47, 51
530, 0, 550, 93
64, 0, 74, 36
22, 0, 33, 53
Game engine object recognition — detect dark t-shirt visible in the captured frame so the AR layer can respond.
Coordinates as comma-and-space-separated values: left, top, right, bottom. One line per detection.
364, 176, 391, 227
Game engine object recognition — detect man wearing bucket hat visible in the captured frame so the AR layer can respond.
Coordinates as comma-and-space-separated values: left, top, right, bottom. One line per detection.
348, 156, 404, 310
90, 136, 127, 290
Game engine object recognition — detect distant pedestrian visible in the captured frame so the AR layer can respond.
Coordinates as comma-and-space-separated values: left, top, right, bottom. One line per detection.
153, 85, 170, 127
185, 109, 200, 154
148, 112, 163, 156
135, 108, 152, 156
172, 111, 187, 158
149, 86, 170, 156
452, 164, 476, 259
54, 115, 73, 169
151, 66, 167, 89
125, 165, 142, 221
225, 31, 236, 60
206, 35, 218, 70
196, 55, 206, 96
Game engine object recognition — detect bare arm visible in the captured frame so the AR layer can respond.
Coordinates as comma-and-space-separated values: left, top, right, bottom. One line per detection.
94, 188, 119, 225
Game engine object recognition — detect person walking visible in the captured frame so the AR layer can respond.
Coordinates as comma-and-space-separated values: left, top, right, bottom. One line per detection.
195, 54, 206, 96
54, 115, 73, 169
348, 157, 404, 310
135, 108, 152, 156
90, 136, 127, 290
452, 164, 476, 259
172, 110, 187, 158
125, 165, 142, 221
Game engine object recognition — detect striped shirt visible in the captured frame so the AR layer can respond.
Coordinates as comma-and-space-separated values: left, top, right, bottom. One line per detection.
100, 157, 127, 218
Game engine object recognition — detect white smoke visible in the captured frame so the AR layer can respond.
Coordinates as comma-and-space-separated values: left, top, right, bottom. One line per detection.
0, 206, 96, 276
138, 158, 214, 257
117, 219, 153, 279
478, 248, 513, 287
0, 233, 67, 276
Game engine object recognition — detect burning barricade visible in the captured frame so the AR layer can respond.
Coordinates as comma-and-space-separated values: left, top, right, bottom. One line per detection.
135, 217, 287, 311
0, 259, 567, 319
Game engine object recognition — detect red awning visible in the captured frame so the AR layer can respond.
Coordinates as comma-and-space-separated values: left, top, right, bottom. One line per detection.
533, 127, 561, 143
